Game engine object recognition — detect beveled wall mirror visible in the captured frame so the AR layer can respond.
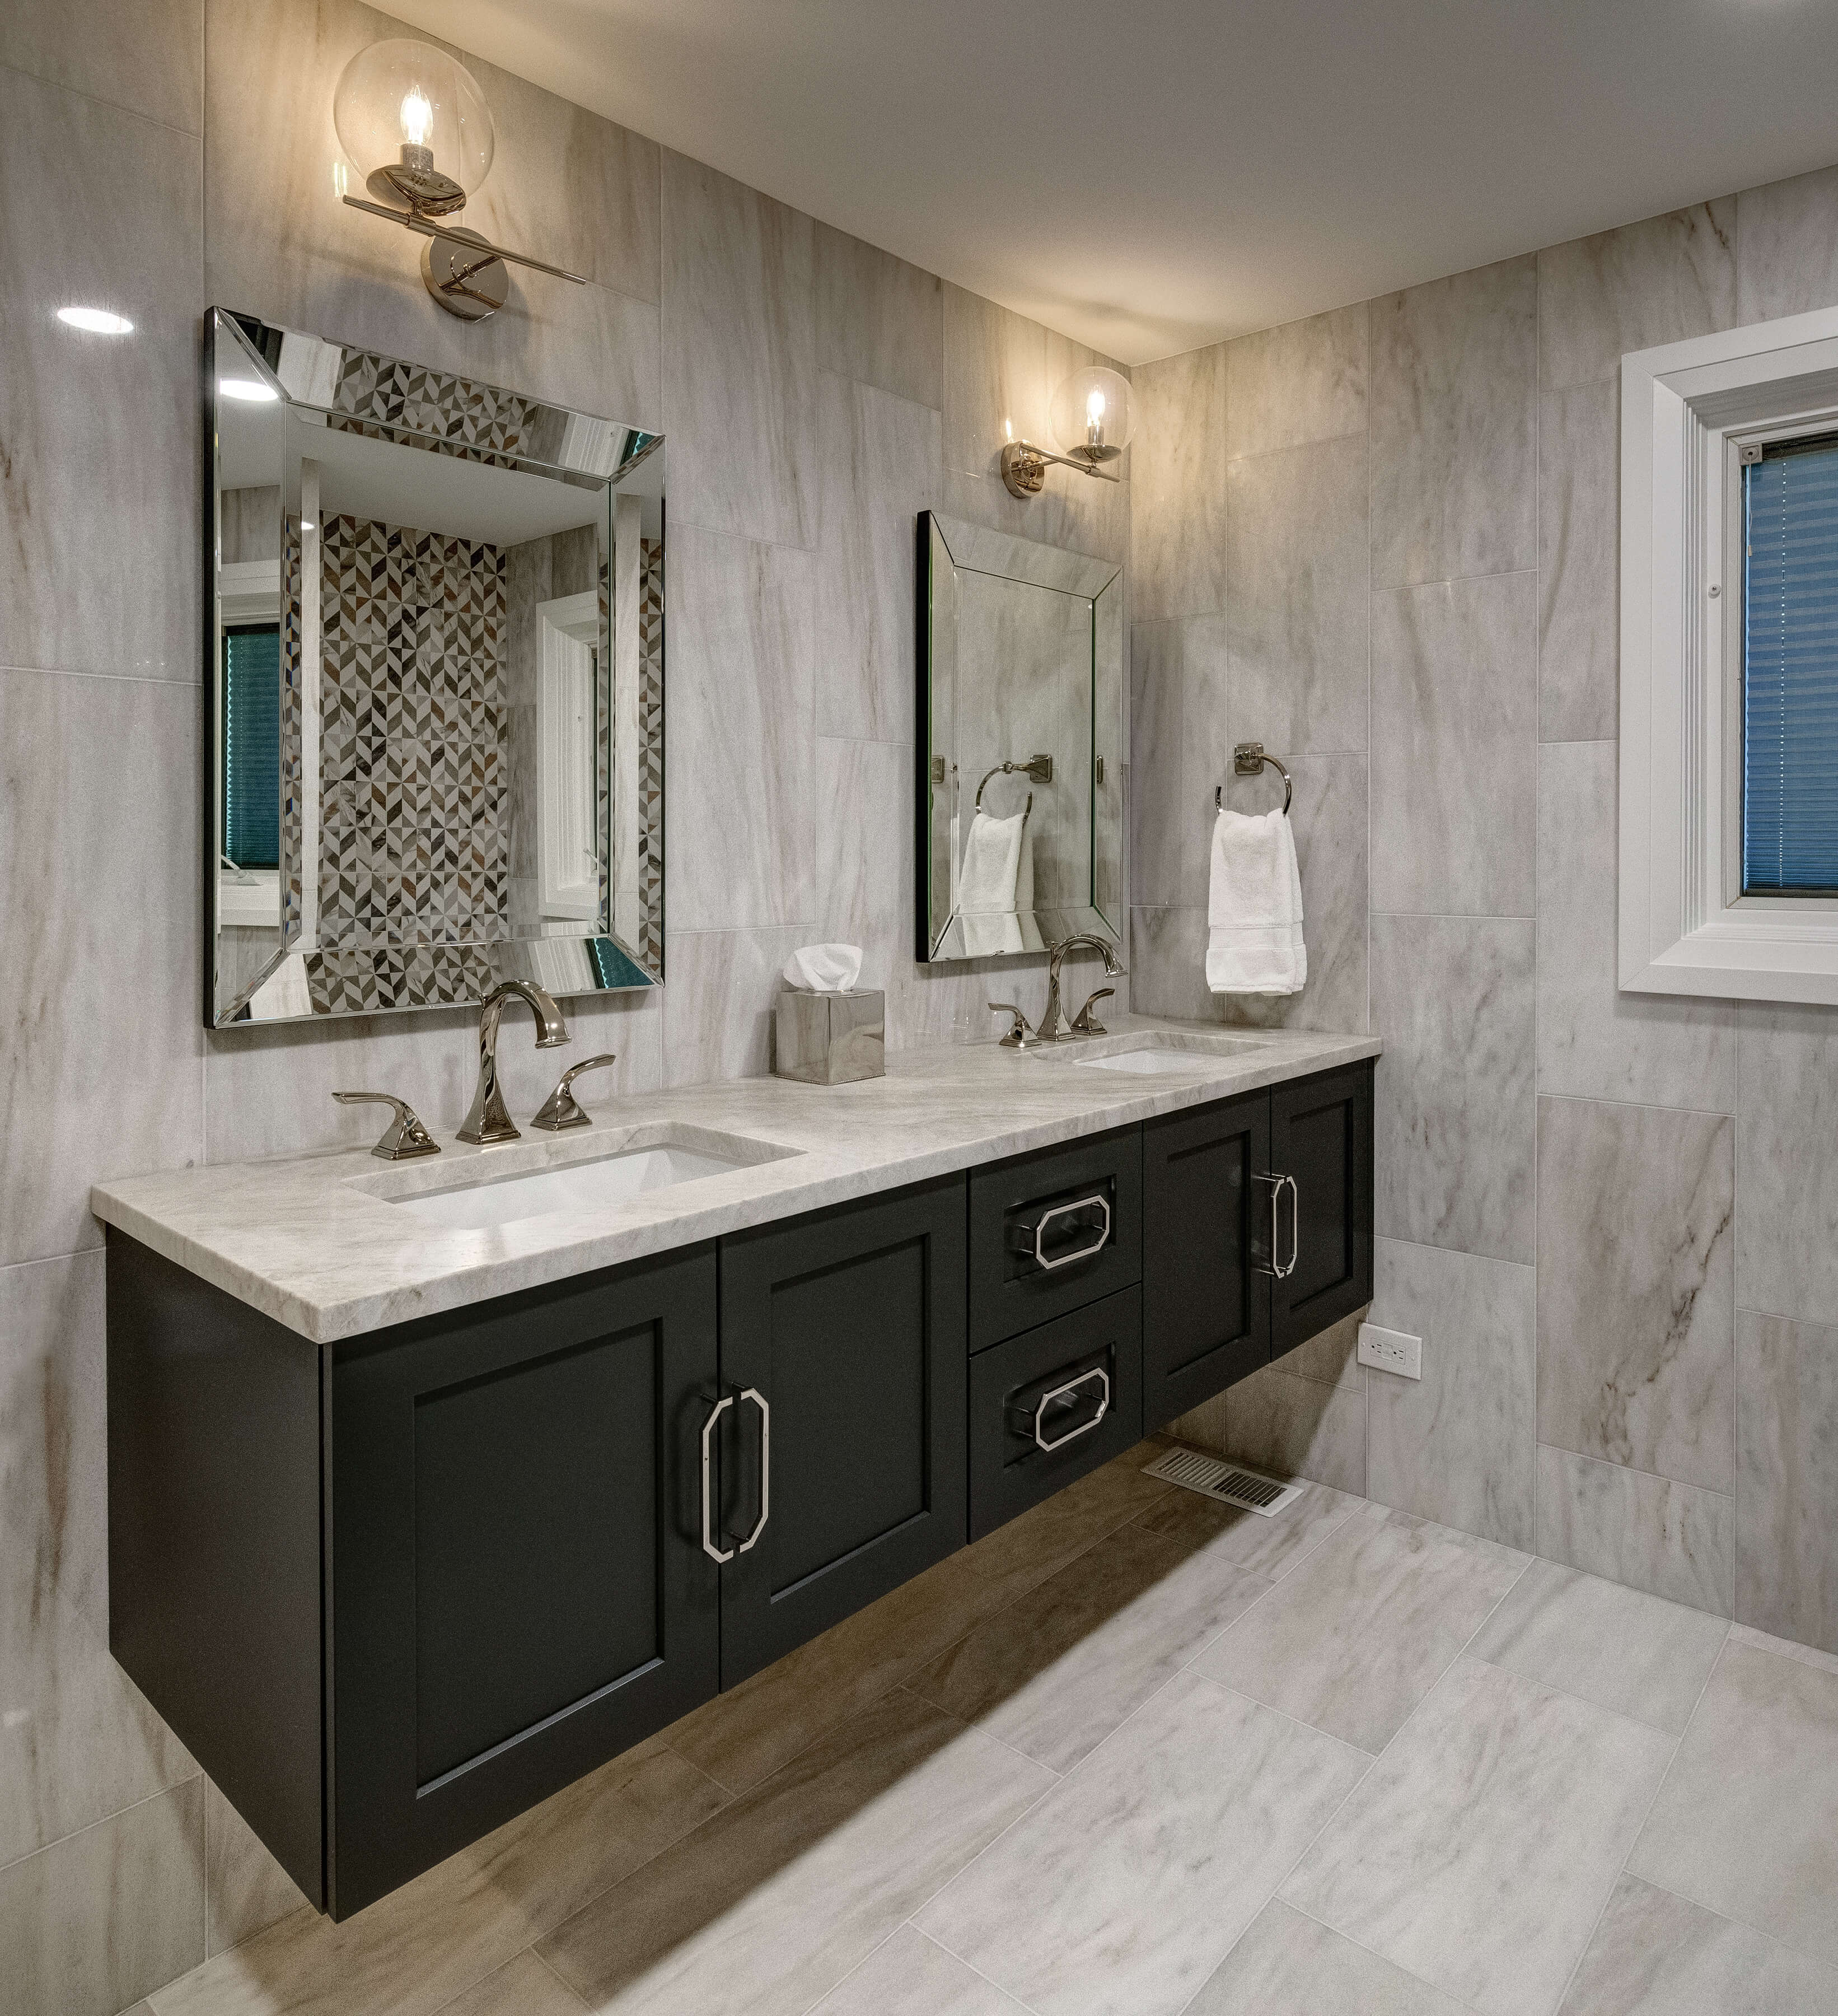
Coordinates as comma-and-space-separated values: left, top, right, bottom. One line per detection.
915, 510, 1123, 962
205, 308, 665, 1027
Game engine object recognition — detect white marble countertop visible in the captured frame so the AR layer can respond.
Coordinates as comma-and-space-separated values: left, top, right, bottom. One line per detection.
90, 1015, 1380, 1345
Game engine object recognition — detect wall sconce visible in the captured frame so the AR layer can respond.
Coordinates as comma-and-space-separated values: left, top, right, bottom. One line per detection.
333, 39, 587, 321
1000, 365, 1137, 498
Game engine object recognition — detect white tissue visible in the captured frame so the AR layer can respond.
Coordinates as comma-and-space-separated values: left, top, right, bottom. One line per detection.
783, 942, 863, 993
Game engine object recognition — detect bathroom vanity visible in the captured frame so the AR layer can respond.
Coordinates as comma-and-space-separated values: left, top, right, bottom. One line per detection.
95, 1022, 1374, 1919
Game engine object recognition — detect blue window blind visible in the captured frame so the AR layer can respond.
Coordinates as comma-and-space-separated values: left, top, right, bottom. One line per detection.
1743, 437, 1838, 893
222, 624, 280, 870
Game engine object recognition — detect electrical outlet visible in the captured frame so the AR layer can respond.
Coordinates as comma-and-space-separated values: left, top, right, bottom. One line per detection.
1358, 1321, 1422, 1381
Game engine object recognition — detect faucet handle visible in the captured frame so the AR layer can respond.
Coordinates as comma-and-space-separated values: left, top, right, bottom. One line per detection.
988, 1002, 1037, 1049
1070, 987, 1115, 1036
531, 1053, 618, 1132
333, 1091, 441, 1161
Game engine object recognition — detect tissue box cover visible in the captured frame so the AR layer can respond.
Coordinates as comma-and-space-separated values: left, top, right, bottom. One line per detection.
774, 988, 885, 1085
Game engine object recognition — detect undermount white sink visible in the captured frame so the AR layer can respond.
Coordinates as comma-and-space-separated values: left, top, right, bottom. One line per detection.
1060, 1034, 1273, 1075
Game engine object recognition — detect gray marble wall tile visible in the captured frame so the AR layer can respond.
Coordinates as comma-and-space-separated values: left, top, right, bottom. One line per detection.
1275, 1305, 1365, 1392
1539, 382, 1620, 743
1130, 344, 1228, 622
1126, 906, 1212, 1023
1367, 1236, 1536, 1548
1223, 1364, 1366, 1497
203, 0, 661, 428
1558, 1871, 1838, 2016
1535, 1443, 1735, 1614
1629, 1639, 1838, 1972
1227, 436, 1368, 756
937, 462, 1130, 575
1735, 1002, 1838, 1324
665, 523, 815, 931
1369, 256, 1537, 590
1190, 1900, 1471, 2016
1537, 1096, 1735, 1494
0, 0, 200, 131
1282, 1654, 1675, 2016
1127, 614, 1230, 909
1538, 742, 1737, 1111
1737, 1310, 1838, 1657
1538, 201, 1736, 392
1736, 163, 1838, 325
0, 67, 201, 685
813, 223, 944, 411
941, 283, 1051, 481
1369, 915, 1536, 1263
1226, 304, 1368, 460
0, 1775, 204, 2016
1, 670, 204, 1264
660, 927, 815, 1089
814, 374, 938, 741
0, 1253, 197, 1868
203, 1780, 307, 1956
661, 150, 815, 549
1370, 573, 1537, 917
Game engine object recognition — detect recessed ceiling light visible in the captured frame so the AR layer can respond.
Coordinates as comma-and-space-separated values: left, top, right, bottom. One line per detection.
58, 306, 133, 335
218, 377, 280, 403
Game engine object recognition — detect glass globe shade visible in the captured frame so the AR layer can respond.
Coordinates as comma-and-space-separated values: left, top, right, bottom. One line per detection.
333, 40, 494, 209
1049, 365, 1135, 465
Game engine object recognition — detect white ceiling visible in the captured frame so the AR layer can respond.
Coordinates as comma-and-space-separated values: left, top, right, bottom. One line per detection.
391, 0, 1838, 365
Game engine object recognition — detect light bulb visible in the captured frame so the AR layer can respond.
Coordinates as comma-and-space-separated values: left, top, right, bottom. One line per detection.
333, 40, 495, 217
399, 85, 432, 148
1050, 365, 1136, 467
1087, 388, 1107, 426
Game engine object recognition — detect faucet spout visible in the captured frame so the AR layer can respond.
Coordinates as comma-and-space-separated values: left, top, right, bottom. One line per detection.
457, 981, 570, 1145
1039, 933, 1125, 1042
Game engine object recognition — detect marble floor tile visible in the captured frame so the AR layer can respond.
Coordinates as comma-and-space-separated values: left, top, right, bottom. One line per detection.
917, 1669, 1369, 2016
0, 67, 202, 685
1734, 1002, 1838, 1326
1369, 915, 1536, 1265
907, 1519, 1270, 1771
1370, 572, 1538, 919
537, 1690, 1052, 2016
1131, 344, 1228, 622
813, 374, 938, 741
1737, 162, 1838, 325
1223, 1363, 1367, 1497
1537, 202, 1736, 392
1187, 1900, 1471, 2016
1194, 1504, 1528, 1753
1538, 386, 1621, 744
813, 223, 943, 411
810, 1925, 1028, 2016
434, 1950, 591, 2016
2, 1777, 205, 2016
1283, 1655, 1675, 2016
1273, 1306, 1366, 1392
1537, 743, 1738, 1109
1468, 1558, 1728, 1734
203, 1780, 307, 1958
1367, 1238, 1536, 1548
1227, 435, 1369, 757
0, 0, 200, 131
1535, 1444, 1734, 1616
1369, 256, 1537, 590
1736, 1310, 1838, 1656
1557, 1872, 1838, 2015
1630, 1639, 1838, 1970
1729, 1621, 1838, 1677
151, 1738, 725, 2016
1226, 304, 1369, 461
1537, 1097, 1735, 1495
660, 150, 815, 550
1133, 1474, 1363, 1581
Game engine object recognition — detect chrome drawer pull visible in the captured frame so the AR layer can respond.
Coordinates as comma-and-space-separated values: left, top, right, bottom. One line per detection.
735, 1387, 770, 1553
1032, 1366, 1110, 1452
1253, 1172, 1299, 1281
1027, 1193, 1112, 1272
699, 1394, 736, 1564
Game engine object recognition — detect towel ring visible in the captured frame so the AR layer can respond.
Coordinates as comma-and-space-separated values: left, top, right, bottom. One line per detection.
1217, 741, 1292, 816
975, 753, 1054, 810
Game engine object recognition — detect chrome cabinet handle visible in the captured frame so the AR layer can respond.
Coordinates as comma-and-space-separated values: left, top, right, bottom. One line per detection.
1032, 1366, 1110, 1452
1254, 1172, 1299, 1280
699, 1394, 736, 1564
734, 1387, 770, 1553
1029, 1193, 1112, 1272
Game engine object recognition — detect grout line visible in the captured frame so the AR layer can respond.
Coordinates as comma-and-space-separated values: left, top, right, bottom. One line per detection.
0, 53, 203, 143
1279, 1896, 1492, 2016
0, 1770, 204, 1883
1535, 1438, 1736, 1507
1536, 1086, 1737, 1121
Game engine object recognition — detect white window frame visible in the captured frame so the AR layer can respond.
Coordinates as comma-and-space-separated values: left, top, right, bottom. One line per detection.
1621, 302, 1838, 1005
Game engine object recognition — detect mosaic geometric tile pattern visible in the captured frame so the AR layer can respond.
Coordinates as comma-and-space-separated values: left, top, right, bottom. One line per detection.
637, 538, 665, 972
329, 350, 546, 470
305, 942, 505, 1016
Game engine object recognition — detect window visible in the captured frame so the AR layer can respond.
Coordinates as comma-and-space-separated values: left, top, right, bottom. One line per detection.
1620, 302, 1838, 1005
222, 622, 280, 871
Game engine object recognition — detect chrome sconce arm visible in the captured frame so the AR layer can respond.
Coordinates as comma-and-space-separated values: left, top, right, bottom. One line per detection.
1000, 438, 1124, 498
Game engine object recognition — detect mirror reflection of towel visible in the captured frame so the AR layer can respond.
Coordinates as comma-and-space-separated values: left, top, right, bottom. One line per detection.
1206, 806, 1306, 995
957, 809, 1034, 957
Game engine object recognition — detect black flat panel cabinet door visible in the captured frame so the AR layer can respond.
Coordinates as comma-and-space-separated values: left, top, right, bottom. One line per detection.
1268, 1061, 1374, 1357
328, 1246, 721, 1917
1141, 1089, 1271, 1430
717, 1175, 967, 1688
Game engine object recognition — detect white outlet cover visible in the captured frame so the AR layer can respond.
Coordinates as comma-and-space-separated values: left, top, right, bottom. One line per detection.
1358, 1321, 1422, 1381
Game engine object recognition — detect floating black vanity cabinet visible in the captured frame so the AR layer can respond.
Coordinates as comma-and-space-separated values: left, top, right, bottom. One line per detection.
717, 1176, 968, 1686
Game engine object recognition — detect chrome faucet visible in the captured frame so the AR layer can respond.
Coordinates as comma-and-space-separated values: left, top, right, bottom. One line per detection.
1037, 934, 1126, 1043
457, 981, 570, 1145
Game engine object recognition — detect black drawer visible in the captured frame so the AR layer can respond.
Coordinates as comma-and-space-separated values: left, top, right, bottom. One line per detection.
968, 1287, 1144, 1540
969, 1125, 1142, 1351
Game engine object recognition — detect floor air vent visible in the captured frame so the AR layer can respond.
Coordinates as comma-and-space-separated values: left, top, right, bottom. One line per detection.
1143, 1445, 1304, 1518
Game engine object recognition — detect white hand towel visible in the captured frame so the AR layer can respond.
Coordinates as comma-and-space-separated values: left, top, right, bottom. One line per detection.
1206, 806, 1307, 995
956, 809, 1028, 956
